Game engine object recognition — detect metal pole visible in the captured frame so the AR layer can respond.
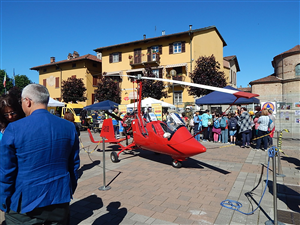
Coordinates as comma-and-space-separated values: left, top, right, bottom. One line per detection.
276, 131, 285, 177
265, 148, 284, 225
99, 137, 111, 191
272, 154, 278, 225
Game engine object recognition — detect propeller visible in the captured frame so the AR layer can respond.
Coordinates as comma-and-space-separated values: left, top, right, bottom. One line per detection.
104, 74, 259, 99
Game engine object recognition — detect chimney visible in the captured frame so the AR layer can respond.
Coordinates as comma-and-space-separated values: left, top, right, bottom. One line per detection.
67, 53, 72, 60
189, 25, 192, 30
50, 57, 55, 63
143, 34, 146, 40
73, 51, 79, 58
162, 30, 165, 35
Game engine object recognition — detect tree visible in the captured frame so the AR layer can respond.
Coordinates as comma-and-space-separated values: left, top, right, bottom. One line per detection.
14, 75, 32, 89
188, 55, 227, 97
61, 77, 87, 103
94, 73, 121, 103
140, 64, 168, 99
0, 70, 32, 95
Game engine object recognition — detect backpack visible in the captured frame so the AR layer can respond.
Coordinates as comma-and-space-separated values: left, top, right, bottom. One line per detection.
230, 118, 237, 130
214, 119, 220, 128
220, 117, 227, 128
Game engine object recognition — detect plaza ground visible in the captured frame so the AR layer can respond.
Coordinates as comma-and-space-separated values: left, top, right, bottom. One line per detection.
1, 131, 299, 225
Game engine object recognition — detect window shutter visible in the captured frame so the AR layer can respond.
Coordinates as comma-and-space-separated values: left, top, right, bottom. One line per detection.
147, 48, 151, 62
159, 45, 162, 54
55, 77, 59, 88
119, 52, 122, 62
169, 43, 173, 54
159, 69, 162, 78
182, 41, 186, 52
43, 79, 46, 87
92, 94, 95, 104
109, 54, 112, 63
93, 76, 98, 86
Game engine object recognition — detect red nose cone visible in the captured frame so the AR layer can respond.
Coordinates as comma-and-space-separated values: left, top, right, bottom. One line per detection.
168, 127, 206, 157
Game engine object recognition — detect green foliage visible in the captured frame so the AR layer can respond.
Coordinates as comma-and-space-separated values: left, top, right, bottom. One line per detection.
141, 65, 169, 99
14, 75, 32, 89
61, 77, 87, 103
188, 55, 227, 97
0, 69, 32, 95
94, 73, 121, 103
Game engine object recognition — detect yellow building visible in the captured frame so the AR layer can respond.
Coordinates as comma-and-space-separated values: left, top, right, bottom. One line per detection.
94, 25, 238, 109
30, 51, 102, 106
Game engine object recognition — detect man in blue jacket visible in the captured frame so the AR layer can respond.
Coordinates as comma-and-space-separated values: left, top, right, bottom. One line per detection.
0, 84, 80, 224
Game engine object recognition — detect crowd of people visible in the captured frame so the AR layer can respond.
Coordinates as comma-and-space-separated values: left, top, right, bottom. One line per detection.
181, 105, 275, 150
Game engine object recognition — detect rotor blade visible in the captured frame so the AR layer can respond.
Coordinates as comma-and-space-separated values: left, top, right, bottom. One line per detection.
104, 74, 259, 99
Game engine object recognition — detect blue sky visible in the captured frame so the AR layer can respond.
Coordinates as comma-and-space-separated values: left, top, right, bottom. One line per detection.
0, 0, 299, 88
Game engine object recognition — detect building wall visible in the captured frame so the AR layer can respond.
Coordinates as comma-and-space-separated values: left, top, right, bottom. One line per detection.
101, 29, 227, 109
251, 82, 282, 102
274, 53, 299, 80
38, 60, 100, 106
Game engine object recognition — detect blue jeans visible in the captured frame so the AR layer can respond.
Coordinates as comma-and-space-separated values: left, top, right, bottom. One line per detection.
194, 123, 200, 141
241, 130, 251, 147
256, 130, 268, 149
221, 129, 228, 143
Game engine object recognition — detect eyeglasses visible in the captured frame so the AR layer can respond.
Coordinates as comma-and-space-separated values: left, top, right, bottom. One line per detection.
4, 111, 17, 118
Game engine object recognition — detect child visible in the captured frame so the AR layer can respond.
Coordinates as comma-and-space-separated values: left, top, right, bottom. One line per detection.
212, 113, 221, 143
228, 112, 238, 144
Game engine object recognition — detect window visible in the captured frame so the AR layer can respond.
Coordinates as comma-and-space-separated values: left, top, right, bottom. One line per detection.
43, 68, 47, 72
93, 63, 97, 67
173, 42, 182, 53
152, 46, 159, 61
56, 65, 60, 70
169, 42, 185, 54
43, 79, 46, 87
109, 52, 122, 63
55, 77, 59, 88
72, 63, 76, 68
295, 64, 300, 76
174, 92, 182, 104
153, 69, 159, 78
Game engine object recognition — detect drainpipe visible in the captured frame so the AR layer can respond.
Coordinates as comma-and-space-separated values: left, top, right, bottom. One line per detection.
189, 25, 193, 74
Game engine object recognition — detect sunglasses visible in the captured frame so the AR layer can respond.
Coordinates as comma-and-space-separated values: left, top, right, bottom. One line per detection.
4, 112, 17, 118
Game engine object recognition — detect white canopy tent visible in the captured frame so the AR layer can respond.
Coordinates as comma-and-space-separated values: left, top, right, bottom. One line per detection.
126, 97, 175, 108
47, 97, 65, 107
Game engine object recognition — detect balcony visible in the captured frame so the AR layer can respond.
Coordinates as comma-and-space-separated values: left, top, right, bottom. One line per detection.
129, 54, 160, 67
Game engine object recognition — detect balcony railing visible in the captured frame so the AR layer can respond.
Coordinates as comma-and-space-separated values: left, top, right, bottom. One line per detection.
129, 54, 160, 66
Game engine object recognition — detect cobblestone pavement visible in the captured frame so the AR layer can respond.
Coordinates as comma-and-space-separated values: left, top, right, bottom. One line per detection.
1, 131, 299, 225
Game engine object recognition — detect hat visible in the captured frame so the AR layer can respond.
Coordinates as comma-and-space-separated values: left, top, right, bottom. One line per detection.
249, 111, 254, 115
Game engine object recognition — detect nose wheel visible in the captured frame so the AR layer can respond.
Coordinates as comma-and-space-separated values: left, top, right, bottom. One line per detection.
110, 151, 119, 163
172, 160, 182, 168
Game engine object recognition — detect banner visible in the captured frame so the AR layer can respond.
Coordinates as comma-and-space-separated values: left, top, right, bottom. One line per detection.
151, 103, 162, 121
261, 102, 276, 114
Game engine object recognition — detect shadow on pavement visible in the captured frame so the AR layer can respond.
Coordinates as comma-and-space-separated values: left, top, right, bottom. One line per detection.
281, 156, 300, 170
78, 160, 100, 178
70, 195, 103, 224
134, 149, 231, 173
92, 201, 127, 225
266, 180, 300, 213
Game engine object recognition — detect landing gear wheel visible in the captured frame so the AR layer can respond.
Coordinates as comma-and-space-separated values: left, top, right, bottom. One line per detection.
110, 151, 119, 163
172, 160, 182, 168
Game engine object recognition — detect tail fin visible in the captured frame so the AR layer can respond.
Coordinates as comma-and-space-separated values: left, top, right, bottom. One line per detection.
100, 118, 118, 142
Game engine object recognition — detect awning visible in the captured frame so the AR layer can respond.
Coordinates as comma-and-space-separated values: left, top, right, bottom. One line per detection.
165, 63, 187, 68
106, 71, 122, 75
128, 91, 139, 99
126, 68, 145, 73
